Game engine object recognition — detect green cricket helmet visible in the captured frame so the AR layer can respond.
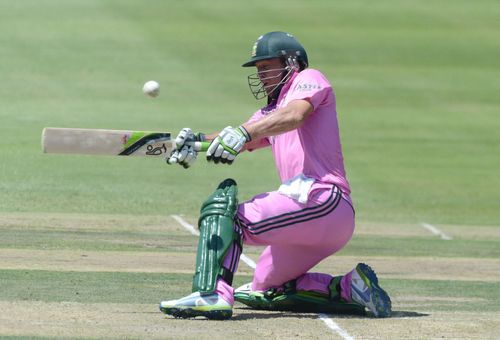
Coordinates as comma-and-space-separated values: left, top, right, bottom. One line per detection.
242, 31, 308, 69
243, 32, 309, 100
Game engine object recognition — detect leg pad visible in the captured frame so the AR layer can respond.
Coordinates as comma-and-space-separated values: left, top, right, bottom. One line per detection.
234, 280, 366, 315
192, 179, 241, 293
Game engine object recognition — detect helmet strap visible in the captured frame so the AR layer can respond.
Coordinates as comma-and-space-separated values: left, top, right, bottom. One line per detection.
285, 56, 300, 71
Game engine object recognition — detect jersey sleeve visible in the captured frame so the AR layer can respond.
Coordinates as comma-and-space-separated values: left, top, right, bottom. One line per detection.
244, 109, 271, 152
286, 69, 332, 110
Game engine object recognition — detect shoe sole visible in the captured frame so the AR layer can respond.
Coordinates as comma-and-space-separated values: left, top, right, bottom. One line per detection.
159, 306, 232, 320
356, 263, 392, 318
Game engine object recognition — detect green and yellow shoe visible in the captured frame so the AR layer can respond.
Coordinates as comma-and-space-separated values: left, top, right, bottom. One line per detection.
351, 263, 392, 318
159, 292, 232, 320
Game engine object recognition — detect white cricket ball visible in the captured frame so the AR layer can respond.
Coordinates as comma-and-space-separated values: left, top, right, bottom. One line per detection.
143, 80, 160, 97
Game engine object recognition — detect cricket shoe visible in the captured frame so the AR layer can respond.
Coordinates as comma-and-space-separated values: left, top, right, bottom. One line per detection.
350, 263, 392, 317
159, 292, 232, 320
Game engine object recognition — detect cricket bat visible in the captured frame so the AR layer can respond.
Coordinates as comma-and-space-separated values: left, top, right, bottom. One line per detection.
42, 127, 209, 157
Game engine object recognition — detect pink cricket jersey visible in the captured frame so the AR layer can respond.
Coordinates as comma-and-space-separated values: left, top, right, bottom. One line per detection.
246, 69, 351, 195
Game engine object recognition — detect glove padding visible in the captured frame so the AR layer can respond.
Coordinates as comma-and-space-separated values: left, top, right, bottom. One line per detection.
166, 128, 203, 168
207, 126, 250, 164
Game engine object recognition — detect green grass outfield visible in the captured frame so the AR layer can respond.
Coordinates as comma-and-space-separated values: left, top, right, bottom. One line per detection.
0, 0, 499, 338
1, 0, 499, 225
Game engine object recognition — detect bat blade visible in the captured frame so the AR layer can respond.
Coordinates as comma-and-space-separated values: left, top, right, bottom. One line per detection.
42, 127, 176, 157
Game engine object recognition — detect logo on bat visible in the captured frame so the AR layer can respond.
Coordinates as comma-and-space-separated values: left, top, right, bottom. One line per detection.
121, 133, 131, 145
146, 144, 167, 156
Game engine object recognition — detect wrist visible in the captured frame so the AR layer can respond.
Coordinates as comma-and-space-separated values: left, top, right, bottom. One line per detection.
237, 126, 252, 142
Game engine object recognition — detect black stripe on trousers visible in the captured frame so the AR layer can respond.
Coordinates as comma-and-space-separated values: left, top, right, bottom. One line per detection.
248, 191, 342, 235
224, 240, 242, 274
244, 186, 339, 228
242, 187, 342, 235
245, 186, 339, 231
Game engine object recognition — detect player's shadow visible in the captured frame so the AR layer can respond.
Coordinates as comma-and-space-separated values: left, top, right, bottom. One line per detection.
388, 311, 429, 318
232, 307, 428, 320
330, 310, 429, 319
232, 309, 321, 320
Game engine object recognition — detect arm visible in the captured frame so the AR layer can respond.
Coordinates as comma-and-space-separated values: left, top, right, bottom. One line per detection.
205, 99, 313, 164
175, 99, 313, 165
242, 99, 313, 141
204, 99, 312, 145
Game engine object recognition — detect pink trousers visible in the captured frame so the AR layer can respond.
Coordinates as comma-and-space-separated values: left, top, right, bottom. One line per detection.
217, 184, 355, 304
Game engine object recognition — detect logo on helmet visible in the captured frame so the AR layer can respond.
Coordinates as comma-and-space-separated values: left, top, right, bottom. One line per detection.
251, 35, 263, 57
251, 42, 258, 57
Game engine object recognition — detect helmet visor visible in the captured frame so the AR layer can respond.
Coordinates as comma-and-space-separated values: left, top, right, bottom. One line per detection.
247, 66, 295, 100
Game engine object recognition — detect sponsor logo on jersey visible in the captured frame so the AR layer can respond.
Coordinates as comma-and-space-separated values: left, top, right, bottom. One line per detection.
294, 83, 321, 91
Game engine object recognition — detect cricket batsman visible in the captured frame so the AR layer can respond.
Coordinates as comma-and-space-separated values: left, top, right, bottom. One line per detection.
160, 31, 392, 319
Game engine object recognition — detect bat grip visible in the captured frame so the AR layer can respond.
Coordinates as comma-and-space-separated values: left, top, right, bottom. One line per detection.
189, 141, 210, 152
166, 141, 210, 164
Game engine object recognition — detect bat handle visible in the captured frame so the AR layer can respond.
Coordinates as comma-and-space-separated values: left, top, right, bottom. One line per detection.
166, 141, 211, 164
189, 141, 210, 152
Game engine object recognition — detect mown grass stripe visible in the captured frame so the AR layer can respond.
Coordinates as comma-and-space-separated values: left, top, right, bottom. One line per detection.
1, 227, 498, 258
0, 269, 253, 304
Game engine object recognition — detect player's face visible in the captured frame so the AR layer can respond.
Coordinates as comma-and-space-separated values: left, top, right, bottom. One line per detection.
255, 58, 286, 95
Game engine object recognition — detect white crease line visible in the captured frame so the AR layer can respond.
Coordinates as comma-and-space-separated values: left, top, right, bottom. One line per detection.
171, 214, 199, 236
171, 214, 351, 338
171, 215, 257, 269
319, 314, 355, 340
240, 253, 256, 269
421, 222, 452, 240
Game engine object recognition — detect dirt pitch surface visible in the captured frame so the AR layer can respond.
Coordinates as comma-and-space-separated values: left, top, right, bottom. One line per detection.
1, 301, 498, 340
0, 213, 499, 339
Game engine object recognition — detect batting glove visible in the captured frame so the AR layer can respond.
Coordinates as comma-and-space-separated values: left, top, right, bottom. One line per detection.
166, 128, 206, 168
206, 126, 251, 164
